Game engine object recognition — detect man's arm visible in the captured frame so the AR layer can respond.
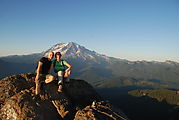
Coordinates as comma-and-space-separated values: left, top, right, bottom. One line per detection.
49, 63, 54, 74
35, 61, 43, 81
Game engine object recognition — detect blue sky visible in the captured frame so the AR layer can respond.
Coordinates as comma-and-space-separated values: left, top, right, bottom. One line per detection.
0, 0, 179, 62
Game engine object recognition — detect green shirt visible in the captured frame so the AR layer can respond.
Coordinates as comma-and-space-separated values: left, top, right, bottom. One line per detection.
52, 59, 67, 72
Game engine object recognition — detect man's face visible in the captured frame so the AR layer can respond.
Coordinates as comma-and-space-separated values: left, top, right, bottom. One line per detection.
48, 52, 54, 60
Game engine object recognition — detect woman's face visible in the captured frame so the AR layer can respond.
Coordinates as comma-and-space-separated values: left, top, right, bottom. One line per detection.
56, 54, 61, 60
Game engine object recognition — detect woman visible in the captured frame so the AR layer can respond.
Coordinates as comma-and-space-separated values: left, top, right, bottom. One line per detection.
52, 52, 72, 92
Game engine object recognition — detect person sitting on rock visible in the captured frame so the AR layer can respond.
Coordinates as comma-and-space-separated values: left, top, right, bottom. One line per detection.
35, 51, 55, 95
52, 52, 72, 92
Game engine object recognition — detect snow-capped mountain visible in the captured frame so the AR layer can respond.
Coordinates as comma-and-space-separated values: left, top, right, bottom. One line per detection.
43, 42, 117, 64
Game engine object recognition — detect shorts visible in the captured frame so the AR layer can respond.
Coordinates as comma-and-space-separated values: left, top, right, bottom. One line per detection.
36, 74, 53, 84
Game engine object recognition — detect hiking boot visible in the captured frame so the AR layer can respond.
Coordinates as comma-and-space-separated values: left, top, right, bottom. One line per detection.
65, 78, 70, 83
33, 95, 42, 106
58, 85, 63, 92
32, 95, 41, 101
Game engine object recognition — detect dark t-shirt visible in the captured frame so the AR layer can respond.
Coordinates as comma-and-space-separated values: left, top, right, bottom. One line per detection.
39, 57, 52, 74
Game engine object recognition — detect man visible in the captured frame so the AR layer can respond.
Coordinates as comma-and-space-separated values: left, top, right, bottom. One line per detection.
35, 52, 55, 95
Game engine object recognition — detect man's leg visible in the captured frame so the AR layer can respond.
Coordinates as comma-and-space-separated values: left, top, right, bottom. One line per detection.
35, 74, 45, 95
35, 80, 41, 95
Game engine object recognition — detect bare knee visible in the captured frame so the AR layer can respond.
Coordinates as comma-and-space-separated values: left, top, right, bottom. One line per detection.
45, 76, 55, 83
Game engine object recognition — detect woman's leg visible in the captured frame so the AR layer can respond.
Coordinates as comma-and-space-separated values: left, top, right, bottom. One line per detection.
57, 71, 64, 85
64, 70, 71, 82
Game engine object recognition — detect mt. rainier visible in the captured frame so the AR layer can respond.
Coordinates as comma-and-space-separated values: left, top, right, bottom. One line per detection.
43, 42, 117, 64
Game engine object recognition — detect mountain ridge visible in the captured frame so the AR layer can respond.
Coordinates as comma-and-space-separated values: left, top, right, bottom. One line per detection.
1, 42, 179, 86
1, 42, 178, 64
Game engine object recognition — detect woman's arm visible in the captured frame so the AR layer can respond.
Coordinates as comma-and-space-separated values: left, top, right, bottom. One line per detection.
65, 62, 72, 72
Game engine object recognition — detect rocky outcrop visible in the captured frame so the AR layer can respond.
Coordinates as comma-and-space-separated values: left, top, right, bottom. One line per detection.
0, 73, 129, 120
74, 101, 129, 120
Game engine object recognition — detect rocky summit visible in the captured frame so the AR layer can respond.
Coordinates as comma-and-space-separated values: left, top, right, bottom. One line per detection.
0, 73, 129, 120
